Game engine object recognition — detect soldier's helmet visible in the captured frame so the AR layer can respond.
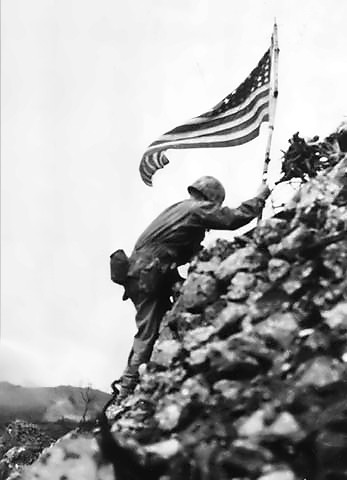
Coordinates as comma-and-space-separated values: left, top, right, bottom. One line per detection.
188, 176, 226, 206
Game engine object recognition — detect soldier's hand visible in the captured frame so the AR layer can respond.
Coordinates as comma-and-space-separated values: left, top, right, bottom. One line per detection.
256, 182, 271, 200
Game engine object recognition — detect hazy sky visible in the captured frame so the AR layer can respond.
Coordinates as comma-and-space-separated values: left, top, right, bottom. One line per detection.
1, 0, 347, 391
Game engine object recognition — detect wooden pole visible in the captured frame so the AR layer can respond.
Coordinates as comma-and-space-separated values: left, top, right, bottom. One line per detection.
258, 21, 279, 221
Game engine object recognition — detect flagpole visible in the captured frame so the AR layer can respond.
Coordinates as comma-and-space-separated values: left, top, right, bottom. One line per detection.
258, 21, 279, 221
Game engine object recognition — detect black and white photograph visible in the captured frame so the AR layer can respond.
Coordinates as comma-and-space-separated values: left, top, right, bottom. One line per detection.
1, 1, 347, 478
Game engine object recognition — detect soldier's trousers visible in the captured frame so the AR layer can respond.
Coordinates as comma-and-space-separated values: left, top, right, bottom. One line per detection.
120, 276, 172, 390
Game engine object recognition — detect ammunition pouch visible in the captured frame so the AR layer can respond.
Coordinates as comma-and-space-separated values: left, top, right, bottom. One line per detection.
127, 251, 176, 295
110, 249, 130, 285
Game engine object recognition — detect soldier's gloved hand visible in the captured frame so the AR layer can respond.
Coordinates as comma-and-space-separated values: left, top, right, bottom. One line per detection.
256, 182, 271, 201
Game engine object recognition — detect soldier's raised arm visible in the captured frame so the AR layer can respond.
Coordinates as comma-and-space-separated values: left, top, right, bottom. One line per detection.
194, 182, 271, 230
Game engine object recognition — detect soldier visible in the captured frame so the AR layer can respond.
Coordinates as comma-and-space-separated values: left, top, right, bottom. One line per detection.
111, 176, 270, 401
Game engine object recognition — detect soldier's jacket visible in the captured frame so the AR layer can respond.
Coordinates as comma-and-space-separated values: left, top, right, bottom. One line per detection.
126, 195, 265, 293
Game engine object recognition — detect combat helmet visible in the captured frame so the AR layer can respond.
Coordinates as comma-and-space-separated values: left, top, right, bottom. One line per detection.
188, 176, 226, 206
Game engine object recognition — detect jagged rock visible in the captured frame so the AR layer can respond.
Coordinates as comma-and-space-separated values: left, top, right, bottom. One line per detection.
281, 261, 315, 296
213, 379, 240, 400
295, 356, 345, 387
22, 435, 113, 480
207, 341, 262, 382
168, 311, 202, 335
322, 242, 347, 281
253, 218, 289, 247
155, 402, 184, 431
267, 258, 291, 282
215, 303, 248, 338
180, 376, 210, 403
183, 326, 215, 350
255, 312, 298, 349
192, 257, 221, 274
267, 411, 304, 441
257, 468, 296, 480
182, 273, 218, 311
268, 225, 314, 259
226, 271, 256, 301
217, 439, 273, 477
322, 302, 347, 329
151, 339, 181, 368
238, 409, 304, 442
215, 246, 264, 282
237, 409, 266, 437
300, 329, 331, 353
187, 345, 210, 369
202, 298, 228, 324
250, 287, 291, 321
144, 438, 181, 460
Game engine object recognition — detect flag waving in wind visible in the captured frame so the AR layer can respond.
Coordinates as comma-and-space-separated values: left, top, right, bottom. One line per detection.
139, 32, 276, 186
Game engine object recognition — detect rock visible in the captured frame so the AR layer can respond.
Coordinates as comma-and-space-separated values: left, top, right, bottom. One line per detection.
208, 342, 261, 381
226, 271, 256, 301
267, 412, 304, 441
183, 326, 215, 350
281, 261, 315, 296
151, 340, 181, 368
237, 409, 266, 437
316, 430, 347, 478
255, 313, 298, 349
268, 225, 314, 259
295, 356, 344, 388
323, 302, 347, 329
182, 273, 218, 311
322, 242, 347, 281
169, 311, 202, 334
213, 380, 240, 400
238, 409, 304, 443
253, 218, 289, 247
144, 438, 181, 460
301, 329, 330, 353
215, 246, 264, 282
250, 287, 291, 321
217, 439, 273, 476
267, 258, 291, 282
180, 376, 210, 403
215, 303, 248, 339
193, 257, 221, 274
155, 402, 184, 432
203, 298, 228, 324
22, 436, 114, 480
257, 468, 296, 480
188, 345, 210, 369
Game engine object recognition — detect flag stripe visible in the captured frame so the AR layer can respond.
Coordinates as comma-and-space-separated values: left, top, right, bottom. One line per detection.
140, 112, 269, 186
146, 105, 269, 152
149, 94, 269, 146
139, 46, 272, 186
167, 83, 270, 134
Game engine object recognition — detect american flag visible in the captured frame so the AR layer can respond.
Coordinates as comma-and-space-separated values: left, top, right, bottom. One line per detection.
140, 48, 272, 186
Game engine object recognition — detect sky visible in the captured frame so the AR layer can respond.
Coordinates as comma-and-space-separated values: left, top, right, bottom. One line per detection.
1, 0, 347, 392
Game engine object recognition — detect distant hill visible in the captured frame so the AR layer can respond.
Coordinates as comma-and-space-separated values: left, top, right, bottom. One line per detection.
0, 381, 111, 426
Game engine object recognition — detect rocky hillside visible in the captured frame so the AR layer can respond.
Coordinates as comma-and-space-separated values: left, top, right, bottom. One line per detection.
22, 135, 347, 480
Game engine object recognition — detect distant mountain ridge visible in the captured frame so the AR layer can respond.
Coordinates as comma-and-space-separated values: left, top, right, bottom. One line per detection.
0, 381, 110, 425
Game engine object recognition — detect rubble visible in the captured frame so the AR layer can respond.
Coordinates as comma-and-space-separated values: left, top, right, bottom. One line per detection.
22, 142, 347, 480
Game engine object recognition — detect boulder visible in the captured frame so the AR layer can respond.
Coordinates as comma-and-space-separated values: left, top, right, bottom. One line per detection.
182, 273, 218, 311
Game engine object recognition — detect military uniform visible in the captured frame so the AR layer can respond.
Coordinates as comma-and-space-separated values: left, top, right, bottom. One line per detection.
119, 193, 266, 393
